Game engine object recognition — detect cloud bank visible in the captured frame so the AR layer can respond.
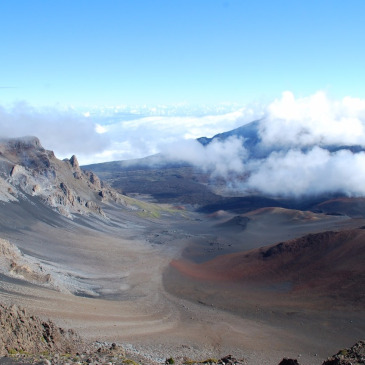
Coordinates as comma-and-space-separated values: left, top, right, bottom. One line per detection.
245, 147, 365, 197
259, 91, 365, 148
2, 91, 365, 197
0, 102, 110, 161
161, 91, 365, 197
97, 106, 263, 163
164, 136, 248, 178
0, 100, 262, 164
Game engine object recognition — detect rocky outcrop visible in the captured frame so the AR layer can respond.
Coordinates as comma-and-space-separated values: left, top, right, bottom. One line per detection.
0, 136, 169, 220
85, 170, 102, 189
322, 340, 365, 365
0, 303, 84, 356
9, 164, 24, 177
0, 137, 130, 219
69, 154, 80, 170
276, 342, 365, 365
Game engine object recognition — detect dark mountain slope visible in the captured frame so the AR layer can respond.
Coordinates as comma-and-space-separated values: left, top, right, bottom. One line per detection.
84, 158, 223, 205
197, 120, 262, 155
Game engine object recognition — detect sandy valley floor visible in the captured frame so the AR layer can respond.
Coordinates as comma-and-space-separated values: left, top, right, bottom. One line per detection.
0, 200, 364, 365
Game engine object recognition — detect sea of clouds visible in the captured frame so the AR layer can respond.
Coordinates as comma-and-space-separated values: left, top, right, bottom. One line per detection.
1, 91, 365, 197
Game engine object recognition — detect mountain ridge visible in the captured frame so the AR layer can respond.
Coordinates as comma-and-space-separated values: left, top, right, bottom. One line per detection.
0, 136, 160, 220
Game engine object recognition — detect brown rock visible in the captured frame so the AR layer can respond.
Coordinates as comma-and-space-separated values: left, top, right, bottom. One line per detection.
0, 303, 85, 356
322, 340, 365, 365
69, 155, 80, 170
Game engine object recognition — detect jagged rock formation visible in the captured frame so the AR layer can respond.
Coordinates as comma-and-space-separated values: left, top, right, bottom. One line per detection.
0, 303, 84, 356
278, 341, 365, 365
322, 341, 365, 365
0, 136, 127, 219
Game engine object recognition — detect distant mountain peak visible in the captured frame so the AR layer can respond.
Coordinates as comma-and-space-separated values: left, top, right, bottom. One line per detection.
197, 120, 261, 147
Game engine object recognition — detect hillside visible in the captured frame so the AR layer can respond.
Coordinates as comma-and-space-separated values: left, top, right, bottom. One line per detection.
0, 136, 118, 218
0, 136, 363, 365
0, 136, 175, 220
170, 228, 365, 306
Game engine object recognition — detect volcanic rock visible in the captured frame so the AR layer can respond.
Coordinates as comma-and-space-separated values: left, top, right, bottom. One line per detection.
322, 340, 365, 364
69, 154, 80, 170
278, 359, 300, 365
0, 303, 84, 356
0, 137, 129, 219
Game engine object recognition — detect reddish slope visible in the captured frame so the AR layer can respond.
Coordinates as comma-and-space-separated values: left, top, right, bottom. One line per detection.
171, 228, 365, 304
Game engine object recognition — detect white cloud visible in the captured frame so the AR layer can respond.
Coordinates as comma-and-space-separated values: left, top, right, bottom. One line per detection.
259, 91, 365, 147
245, 147, 365, 197
0, 102, 109, 162
163, 136, 248, 178
2, 92, 365, 198
92, 106, 263, 164
95, 124, 108, 134
0, 101, 261, 165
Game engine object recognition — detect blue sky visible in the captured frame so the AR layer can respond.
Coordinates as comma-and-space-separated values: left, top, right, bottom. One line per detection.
1, 0, 365, 107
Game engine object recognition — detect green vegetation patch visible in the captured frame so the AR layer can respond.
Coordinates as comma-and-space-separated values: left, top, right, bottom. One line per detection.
123, 195, 181, 219
123, 359, 140, 365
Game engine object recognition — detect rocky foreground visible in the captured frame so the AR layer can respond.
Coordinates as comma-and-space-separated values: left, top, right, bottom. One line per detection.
0, 303, 363, 365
